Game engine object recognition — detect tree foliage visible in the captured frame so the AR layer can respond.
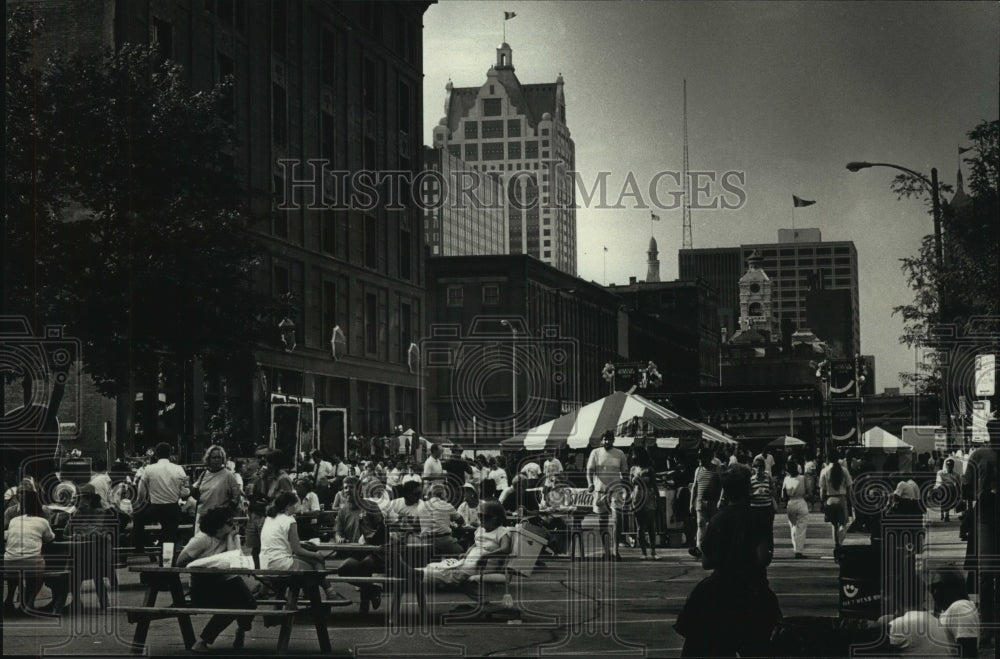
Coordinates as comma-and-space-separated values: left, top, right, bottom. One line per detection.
893, 119, 1000, 391
5, 7, 271, 398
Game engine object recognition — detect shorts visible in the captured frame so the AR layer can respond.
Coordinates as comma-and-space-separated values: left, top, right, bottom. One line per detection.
592, 490, 621, 515
823, 497, 848, 525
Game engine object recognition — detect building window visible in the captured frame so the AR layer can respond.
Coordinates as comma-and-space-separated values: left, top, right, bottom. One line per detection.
541, 128, 550, 136
507, 119, 521, 137
482, 143, 503, 160
399, 301, 412, 362
153, 18, 173, 60
321, 109, 335, 160
272, 82, 287, 148
321, 210, 335, 254
321, 29, 335, 87
507, 142, 521, 159
482, 284, 500, 306
464, 144, 478, 161
398, 80, 411, 134
482, 120, 503, 138
323, 280, 338, 343
464, 121, 478, 139
272, 175, 288, 238
364, 215, 378, 269
399, 228, 412, 280
525, 141, 538, 158
447, 144, 460, 158
483, 98, 502, 116
365, 293, 378, 354
271, 0, 286, 56
446, 285, 464, 307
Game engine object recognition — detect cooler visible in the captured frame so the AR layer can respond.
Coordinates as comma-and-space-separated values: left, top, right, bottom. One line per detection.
837, 544, 881, 620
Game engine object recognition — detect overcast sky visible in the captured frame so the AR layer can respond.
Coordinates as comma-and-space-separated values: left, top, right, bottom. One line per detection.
423, 1, 1000, 393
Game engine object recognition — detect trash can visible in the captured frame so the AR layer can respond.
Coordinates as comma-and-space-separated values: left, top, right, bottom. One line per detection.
838, 544, 881, 620
770, 616, 883, 657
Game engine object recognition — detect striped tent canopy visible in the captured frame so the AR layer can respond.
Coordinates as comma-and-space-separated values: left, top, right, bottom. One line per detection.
500, 391, 736, 452
617, 401, 737, 450
500, 391, 678, 451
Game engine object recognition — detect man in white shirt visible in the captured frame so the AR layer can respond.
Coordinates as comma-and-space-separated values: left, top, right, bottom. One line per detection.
752, 448, 775, 476
88, 458, 113, 508
422, 444, 445, 495
134, 442, 189, 551
587, 431, 628, 560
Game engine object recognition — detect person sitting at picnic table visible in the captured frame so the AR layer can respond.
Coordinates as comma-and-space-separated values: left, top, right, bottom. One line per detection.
336, 506, 390, 613
259, 492, 341, 601
418, 502, 511, 587
498, 462, 543, 514
3, 489, 62, 612
332, 475, 360, 510
294, 478, 321, 514
423, 483, 465, 556
334, 485, 364, 544
176, 506, 255, 653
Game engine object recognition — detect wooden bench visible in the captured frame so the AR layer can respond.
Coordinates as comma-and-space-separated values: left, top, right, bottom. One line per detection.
111, 606, 299, 653
1, 566, 72, 614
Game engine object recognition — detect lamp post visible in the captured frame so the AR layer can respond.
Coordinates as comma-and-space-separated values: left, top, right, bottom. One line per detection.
845, 161, 943, 288
500, 319, 517, 435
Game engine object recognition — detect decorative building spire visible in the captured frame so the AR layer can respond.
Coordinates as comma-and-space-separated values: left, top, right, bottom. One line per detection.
646, 235, 660, 282
496, 42, 513, 70
951, 168, 970, 209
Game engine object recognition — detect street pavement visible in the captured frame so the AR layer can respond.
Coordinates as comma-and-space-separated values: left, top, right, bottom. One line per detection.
2, 510, 983, 658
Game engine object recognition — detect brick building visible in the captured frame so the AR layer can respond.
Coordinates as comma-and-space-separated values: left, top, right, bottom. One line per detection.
12, 0, 433, 461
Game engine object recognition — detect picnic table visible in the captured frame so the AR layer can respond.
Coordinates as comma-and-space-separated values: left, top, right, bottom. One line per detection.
116, 562, 409, 654
118, 564, 336, 654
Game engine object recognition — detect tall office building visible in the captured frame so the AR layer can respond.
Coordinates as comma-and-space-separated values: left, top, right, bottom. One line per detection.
679, 229, 860, 356
432, 43, 577, 274
421, 147, 506, 256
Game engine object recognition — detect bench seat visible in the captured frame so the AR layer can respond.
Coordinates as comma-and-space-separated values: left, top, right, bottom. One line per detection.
110, 606, 299, 654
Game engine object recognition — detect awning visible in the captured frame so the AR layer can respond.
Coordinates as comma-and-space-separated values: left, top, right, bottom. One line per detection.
499, 391, 683, 451
862, 426, 912, 452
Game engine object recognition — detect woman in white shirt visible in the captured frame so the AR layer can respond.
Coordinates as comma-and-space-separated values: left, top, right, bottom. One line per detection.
259, 492, 338, 600
420, 502, 511, 586
3, 489, 57, 611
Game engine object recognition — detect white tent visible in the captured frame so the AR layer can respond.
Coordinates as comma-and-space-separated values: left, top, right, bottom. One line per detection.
862, 426, 912, 452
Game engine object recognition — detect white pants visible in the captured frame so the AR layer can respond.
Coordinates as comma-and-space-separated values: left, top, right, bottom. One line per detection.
786, 498, 809, 554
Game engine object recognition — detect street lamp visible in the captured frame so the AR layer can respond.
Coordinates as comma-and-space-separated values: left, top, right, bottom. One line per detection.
845, 161, 943, 282
500, 319, 518, 435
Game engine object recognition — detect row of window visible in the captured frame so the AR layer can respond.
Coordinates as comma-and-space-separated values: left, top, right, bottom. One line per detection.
273, 258, 419, 362
446, 284, 501, 307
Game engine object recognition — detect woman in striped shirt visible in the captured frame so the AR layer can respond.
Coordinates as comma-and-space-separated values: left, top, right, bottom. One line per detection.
750, 456, 776, 562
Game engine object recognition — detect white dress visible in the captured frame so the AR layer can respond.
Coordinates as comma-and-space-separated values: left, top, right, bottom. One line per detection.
422, 525, 510, 585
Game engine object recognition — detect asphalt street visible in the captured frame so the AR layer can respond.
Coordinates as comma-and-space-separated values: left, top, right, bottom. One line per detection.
1, 510, 980, 658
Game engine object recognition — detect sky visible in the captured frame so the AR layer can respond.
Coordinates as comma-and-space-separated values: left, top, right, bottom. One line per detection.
422, 1, 1000, 394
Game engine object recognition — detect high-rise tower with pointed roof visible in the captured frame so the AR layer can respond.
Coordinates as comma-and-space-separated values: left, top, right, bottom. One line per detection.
432, 43, 577, 274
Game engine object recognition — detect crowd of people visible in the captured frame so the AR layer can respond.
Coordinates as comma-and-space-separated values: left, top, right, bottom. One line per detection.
4, 429, 997, 655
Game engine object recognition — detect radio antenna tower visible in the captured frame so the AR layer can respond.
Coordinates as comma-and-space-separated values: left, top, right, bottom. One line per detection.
682, 79, 693, 249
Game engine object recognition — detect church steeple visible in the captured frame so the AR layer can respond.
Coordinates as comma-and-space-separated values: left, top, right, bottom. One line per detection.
951, 168, 970, 209
646, 236, 660, 282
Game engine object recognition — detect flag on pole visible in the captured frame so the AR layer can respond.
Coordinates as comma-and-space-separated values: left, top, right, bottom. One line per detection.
603, 246, 608, 252
650, 212, 661, 221
792, 195, 816, 208
958, 146, 974, 155
505, 11, 517, 20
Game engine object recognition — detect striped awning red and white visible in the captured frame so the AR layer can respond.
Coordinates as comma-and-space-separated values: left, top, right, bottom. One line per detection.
500, 391, 731, 451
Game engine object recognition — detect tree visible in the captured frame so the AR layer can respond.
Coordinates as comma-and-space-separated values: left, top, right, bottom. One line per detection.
5, 9, 272, 441
893, 120, 1000, 393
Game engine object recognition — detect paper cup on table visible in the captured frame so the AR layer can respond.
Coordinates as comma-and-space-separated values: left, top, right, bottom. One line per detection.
162, 542, 175, 566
